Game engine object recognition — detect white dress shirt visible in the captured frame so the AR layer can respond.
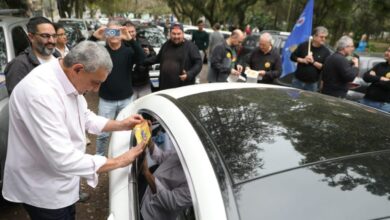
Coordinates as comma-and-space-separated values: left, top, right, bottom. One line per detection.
2, 59, 109, 209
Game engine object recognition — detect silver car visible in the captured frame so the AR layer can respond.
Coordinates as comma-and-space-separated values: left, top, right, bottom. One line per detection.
0, 15, 29, 189
108, 83, 390, 220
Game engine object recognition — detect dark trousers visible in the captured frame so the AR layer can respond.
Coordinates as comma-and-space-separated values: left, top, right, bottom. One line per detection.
23, 203, 76, 220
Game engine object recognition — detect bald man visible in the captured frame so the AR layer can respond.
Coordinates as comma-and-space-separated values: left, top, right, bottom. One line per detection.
247, 32, 281, 83
208, 29, 245, 82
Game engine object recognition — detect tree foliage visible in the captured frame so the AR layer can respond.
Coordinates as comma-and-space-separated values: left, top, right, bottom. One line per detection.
2, 0, 390, 43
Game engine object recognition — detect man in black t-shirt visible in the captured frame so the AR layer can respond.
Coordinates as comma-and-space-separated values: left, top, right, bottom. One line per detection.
144, 22, 202, 90
321, 36, 359, 98
360, 47, 390, 112
290, 26, 331, 91
246, 32, 281, 84
89, 21, 145, 156
192, 20, 209, 62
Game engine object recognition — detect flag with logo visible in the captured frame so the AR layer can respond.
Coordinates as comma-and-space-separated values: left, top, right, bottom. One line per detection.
281, 0, 314, 78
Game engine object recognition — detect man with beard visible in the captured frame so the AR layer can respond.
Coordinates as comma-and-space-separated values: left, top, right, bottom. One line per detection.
144, 22, 202, 90
5, 16, 61, 95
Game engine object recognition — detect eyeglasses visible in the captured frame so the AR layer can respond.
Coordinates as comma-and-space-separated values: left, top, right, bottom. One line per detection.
33, 33, 58, 39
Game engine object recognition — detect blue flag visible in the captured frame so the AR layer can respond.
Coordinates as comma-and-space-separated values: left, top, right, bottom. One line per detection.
281, 0, 314, 78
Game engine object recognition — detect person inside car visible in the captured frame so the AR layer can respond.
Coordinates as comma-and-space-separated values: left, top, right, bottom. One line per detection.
141, 134, 192, 220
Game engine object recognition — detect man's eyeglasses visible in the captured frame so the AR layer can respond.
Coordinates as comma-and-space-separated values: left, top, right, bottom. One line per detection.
33, 33, 58, 39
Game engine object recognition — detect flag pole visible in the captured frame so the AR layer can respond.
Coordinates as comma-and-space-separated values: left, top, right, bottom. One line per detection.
308, 36, 313, 55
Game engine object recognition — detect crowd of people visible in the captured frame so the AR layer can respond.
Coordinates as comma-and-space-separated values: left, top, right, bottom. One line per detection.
1, 14, 389, 220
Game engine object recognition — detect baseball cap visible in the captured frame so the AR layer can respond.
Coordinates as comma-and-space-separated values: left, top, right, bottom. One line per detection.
170, 22, 183, 31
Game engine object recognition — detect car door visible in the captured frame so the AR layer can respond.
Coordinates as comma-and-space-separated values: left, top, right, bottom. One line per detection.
108, 94, 227, 220
127, 111, 195, 220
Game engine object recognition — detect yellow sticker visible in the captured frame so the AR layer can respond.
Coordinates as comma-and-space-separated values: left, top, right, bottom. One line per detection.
134, 121, 151, 144
226, 52, 231, 59
386, 72, 390, 79
264, 62, 271, 69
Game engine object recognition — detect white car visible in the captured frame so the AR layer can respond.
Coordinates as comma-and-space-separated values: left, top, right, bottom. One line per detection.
183, 25, 231, 41
108, 83, 390, 220
57, 18, 90, 40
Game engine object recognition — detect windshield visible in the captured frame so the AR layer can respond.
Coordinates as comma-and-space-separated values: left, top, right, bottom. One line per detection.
0, 27, 7, 74
59, 20, 86, 31
138, 28, 166, 48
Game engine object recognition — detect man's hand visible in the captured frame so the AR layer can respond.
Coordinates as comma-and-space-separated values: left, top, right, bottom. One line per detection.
143, 47, 150, 55
179, 70, 188, 81
236, 64, 243, 73
116, 141, 147, 167
92, 26, 106, 40
230, 68, 240, 76
351, 57, 359, 67
120, 114, 143, 130
97, 141, 147, 173
305, 54, 314, 64
380, 76, 390, 81
258, 70, 266, 77
102, 114, 144, 132
120, 27, 132, 41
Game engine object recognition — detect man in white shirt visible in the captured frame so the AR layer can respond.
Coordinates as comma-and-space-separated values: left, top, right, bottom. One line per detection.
2, 41, 146, 220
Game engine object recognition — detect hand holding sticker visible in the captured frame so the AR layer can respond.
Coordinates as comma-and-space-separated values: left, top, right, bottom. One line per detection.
134, 121, 151, 144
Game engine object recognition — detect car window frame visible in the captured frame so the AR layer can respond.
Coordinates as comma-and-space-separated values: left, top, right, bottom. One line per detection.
11, 24, 29, 57
128, 109, 197, 220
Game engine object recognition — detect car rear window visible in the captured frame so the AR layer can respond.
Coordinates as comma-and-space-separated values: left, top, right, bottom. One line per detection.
236, 152, 390, 220
177, 88, 390, 184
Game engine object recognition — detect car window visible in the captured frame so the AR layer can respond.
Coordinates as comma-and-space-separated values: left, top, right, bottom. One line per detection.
11, 25, 29, 57
178, 88, 390, 184
130, 112, 195, 220
0, 27, 6, 73
184, 29, 194, 35
138, 29, 166, 48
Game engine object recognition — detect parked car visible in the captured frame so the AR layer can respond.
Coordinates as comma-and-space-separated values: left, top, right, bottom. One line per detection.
183, 25, 231, 41
57, 18, 89, 43
0, 15, 29, 191
136, 26, 167, 91
0, 15, 29, 74
108, 83, 390, 220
